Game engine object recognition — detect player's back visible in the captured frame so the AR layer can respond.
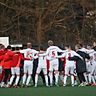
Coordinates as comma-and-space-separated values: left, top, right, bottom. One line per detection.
65, 50, 76, 66
20, 48, 32, 58
12, 52, 23, 67
38, 52, 47, 67
47, 46, 62, 60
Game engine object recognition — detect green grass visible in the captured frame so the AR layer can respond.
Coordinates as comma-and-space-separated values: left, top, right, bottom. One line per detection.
0, 86, 96, 96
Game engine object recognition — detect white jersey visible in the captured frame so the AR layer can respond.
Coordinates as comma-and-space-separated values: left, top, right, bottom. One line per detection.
45, 46, 63, 60
57, 50, 81, 66
20, 48, 38, 61
79, 48, 89, 53
89, 50, 96, 64
20, 48, 38, 74
38, 52, 47, 68
64, 50, 77, 66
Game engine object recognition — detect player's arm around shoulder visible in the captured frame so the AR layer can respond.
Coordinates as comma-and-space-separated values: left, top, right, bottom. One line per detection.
56, 52, 66, 59
32, 49, 39, 59
73, 51, 83, 60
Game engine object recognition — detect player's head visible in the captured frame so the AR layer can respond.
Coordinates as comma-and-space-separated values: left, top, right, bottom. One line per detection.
7, 45, 12, 50
27, 42, 32, 48
93, 41, 96, 51
79, 43, 84, 48
87, 45, 92, 50
39, 45, 45, 51
15, 46, 20, 51
93, 42, 96, 47
75, 44, 81, 50
48, 40, 54, 46
65, 44, 71, 50
0, 44, 5, 50
0, 44, 2, 49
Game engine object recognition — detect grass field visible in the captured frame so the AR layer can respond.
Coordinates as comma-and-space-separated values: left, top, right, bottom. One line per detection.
0, 86, 96, 96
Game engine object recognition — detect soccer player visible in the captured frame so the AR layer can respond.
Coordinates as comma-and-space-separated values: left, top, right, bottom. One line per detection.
0, 44, 6, 74
86, 45, 96, 85
41, 40, 64, 86
8, 47, 27, 88
79, 44, 89, 53
56, 45, 82, 86
34, 46, 49, 87
1, 45, 14, 88
0, 44, 6, 85
20, 43, 38, 87
69, 44, 90, 86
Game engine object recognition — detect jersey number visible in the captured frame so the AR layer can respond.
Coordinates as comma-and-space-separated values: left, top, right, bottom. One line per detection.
68, 53, 71, 58
26, 52, 32, 59
52, 51, 55, 57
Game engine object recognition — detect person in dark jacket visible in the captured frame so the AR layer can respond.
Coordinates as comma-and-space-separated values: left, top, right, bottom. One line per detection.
69, 44, 90, 86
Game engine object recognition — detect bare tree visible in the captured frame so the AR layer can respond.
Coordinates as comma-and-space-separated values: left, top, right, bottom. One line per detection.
0, 0, 95, 46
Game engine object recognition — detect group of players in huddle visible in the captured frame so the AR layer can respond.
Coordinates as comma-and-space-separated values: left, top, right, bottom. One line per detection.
0, 40, 96, 88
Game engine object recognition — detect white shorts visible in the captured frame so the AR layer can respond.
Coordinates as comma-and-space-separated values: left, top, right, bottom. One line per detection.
0, 66, 2, 74
38, 62, 47, 69
64, 65, 75, 75
24, 61, 33, 75
36, 67, 47, 75
90, 63, 96, 74
86, 62, 92, 73
11, 67, 20, 75
49, 59, 59, 71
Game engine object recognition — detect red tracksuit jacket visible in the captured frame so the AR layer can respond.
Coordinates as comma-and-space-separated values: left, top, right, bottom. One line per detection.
2, 50, 14, 69
12, 52, 23, 67
0, 49, 7, 66
12, 51, 31, 68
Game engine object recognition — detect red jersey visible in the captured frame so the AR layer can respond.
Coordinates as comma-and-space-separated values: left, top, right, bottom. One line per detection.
2, 50, 14, 69
12, 52, 24, 67
0, 49, 7, 66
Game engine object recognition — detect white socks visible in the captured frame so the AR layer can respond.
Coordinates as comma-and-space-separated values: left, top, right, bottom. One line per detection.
63, 75, 74, 86
49, 72, 53, 85
60, 75, 64, 82
88, 74, 91, 83
9, 75, 20, 86
63, 75, 67, 85
91, 76, 96, 84
35, 74, 38, 85
84, 73, 88, 83
23, 74, 27, 85
35, 74, 48, 86
9, 75, 15, 85
15, 76, 20, 85
23, 74, 32, 85
26, 75, 31, 85
55, 72, 59, 84
71, 75, 74, 85
45, 75, 48, 86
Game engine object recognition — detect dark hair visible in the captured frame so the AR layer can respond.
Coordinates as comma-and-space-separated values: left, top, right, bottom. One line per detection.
0, 44, 5, 49
79, 44, 83, 47
65, 44, 70, 48
15, 47, 20, 50
39, 45, 45, 51
7, 45, 12, 49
